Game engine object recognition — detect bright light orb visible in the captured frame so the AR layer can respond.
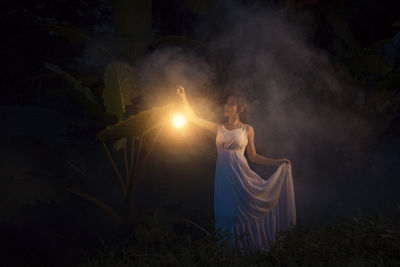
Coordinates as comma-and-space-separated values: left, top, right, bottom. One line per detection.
172, 114, 186, 128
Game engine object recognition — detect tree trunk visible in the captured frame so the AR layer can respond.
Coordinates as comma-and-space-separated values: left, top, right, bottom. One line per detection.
114, 0, 152, 64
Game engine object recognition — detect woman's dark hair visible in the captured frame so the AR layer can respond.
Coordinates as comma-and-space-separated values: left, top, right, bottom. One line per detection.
228, 92, 248, 122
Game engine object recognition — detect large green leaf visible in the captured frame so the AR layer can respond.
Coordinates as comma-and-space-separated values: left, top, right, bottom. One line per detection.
45, 63, 97, 102
325, 5, 368, 78
364, 54, 394, 75
45, 63, 111, 122
374, 71, 400, 91
36, 23, 92, 45
364, 39, 392, 54
103, 61, 140, 121
96, 104, 174, 141
36, 23, 115, 59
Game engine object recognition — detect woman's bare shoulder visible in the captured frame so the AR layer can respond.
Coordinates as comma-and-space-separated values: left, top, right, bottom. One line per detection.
245, 123, 254, 131
244, 123, 255, 136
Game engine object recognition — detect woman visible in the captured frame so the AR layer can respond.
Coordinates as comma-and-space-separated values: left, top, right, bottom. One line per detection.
176, 86, 296, 253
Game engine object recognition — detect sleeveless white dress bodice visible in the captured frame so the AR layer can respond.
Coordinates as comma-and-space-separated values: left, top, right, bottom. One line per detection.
214, 123, 296, 252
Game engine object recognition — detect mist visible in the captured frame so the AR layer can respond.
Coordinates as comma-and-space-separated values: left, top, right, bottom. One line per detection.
134, 2, 398, 225
4, 1, 400, 265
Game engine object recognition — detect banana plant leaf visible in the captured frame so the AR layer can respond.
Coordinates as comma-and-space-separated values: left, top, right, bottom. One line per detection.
36, 23, 115, 59
325, 6, 369, 78
103, 61, 141, 121
374, 71, 400, 91
45, 63, 114, 123
364, 54, 394, 75
364, 39, 392, 54
96, 104, 174, 141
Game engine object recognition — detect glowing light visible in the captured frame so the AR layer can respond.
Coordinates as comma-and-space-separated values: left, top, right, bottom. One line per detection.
172, 114, 186, 128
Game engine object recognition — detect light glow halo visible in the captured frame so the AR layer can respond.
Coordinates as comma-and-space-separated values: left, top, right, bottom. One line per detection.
172, 113, 186, 128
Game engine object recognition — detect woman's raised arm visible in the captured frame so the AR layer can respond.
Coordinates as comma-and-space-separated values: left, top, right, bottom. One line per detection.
176, 86, 218, 134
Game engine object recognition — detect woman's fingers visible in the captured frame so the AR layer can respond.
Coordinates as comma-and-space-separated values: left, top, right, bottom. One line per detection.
176, 86, 185, 96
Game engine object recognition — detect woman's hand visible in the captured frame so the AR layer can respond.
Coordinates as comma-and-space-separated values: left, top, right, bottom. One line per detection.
175, 85, 219, 134
277, 159, 291, 165
176, 85, 192, 117
176, 85, 186, 100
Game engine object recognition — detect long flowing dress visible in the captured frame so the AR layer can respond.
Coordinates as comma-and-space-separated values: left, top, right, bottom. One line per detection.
214, 123, 296, 252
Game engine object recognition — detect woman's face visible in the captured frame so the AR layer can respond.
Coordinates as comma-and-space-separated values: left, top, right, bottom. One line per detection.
224, 96, 239, 117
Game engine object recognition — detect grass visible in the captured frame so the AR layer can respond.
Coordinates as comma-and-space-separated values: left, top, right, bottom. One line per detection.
80, 205, 400, 267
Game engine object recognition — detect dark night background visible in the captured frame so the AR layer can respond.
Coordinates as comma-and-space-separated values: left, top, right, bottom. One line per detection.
1, 0, 400, 266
